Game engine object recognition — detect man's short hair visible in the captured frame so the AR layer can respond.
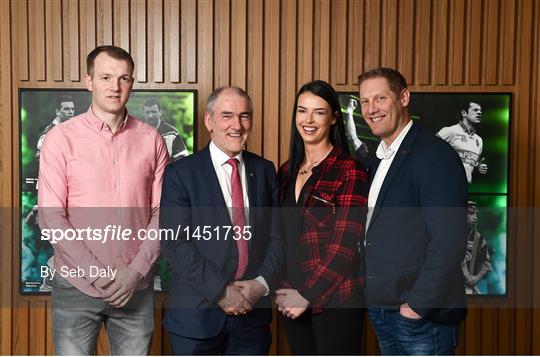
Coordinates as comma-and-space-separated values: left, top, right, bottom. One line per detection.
460, 101, 480, 115
357, 67, 408, 97
55, 95, 74, 110
86, 45, 134, 76
207, 87, 253, 115
143, 97, 161, 111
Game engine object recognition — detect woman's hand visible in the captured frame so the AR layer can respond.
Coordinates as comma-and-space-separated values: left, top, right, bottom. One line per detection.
274, 288, 309, 319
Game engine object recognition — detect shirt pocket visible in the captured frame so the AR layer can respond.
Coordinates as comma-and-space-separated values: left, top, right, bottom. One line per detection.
304, 191, 336, 228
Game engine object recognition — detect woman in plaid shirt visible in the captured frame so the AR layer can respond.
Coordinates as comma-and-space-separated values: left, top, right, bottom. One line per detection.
275, 80, 369, 355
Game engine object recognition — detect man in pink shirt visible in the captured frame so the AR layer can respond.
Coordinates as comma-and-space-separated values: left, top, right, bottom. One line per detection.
38, 46, 169, 355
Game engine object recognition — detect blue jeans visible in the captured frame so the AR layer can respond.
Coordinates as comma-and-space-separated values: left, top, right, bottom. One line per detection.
51, 276, 154, 355
368, 308, 460, 355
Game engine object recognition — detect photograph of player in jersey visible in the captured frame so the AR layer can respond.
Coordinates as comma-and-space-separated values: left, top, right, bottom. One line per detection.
19, 89, 196, 294
338, 91, 510, 296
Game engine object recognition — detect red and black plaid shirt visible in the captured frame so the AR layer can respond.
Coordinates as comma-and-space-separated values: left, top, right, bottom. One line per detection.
278, 147, 368, 313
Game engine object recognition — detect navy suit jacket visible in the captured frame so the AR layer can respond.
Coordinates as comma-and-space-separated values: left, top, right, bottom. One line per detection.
160, 145, 285, 339
364, 122, 468, 324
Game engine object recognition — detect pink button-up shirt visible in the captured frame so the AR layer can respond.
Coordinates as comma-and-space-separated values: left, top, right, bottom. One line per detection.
38, 107, 169, 297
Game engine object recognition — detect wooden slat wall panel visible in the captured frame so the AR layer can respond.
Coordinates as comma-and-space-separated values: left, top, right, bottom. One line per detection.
450, 0, 465, 85
114, 0, 130, 51
432, 0, 448, 85
467, 0, 483, 85
28, 0, 46, 81
314, 0, 330, 82
96, 0, 113, 45
133, 0, 147, 82
0, 0, 13, 353
1, 0, 540, 355
397, 0, 414, 84
414, 0, 431, 84
364, 0, 381, 71
348, 0, 363, 84
483, 0, 499, 85
500, 0, 516, 85
165, 0, 180, 83
214, 0, 230, 87
331, 0, 347, 85
262, 0, 280, 164
280, 0, 296, 163
150, 0, 163, 83
381, 0, 398, 69
66, 0, 80, 82
182, 0, 197, 83
247, 0, 263, 155
230, 0, 247, 89
297, 0, 314, 87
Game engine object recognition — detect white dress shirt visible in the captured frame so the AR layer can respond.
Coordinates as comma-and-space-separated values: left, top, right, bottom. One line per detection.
366, 120, 413, 230
208, 141, 269, 294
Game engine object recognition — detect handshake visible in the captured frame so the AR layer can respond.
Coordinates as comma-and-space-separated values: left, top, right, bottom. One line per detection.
217, 279, 267, 316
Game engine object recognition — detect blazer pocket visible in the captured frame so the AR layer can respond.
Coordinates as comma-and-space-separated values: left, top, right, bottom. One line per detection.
304, 194, 336, 228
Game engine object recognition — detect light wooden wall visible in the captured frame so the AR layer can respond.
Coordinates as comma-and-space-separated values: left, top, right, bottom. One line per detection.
1, 0, 540, 354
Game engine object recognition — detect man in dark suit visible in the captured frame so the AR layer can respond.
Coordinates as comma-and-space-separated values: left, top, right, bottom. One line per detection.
358, 68, 468, 355
160, 86, 284, 355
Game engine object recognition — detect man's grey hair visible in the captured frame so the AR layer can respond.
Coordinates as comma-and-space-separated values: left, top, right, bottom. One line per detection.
206, 86, 253, 115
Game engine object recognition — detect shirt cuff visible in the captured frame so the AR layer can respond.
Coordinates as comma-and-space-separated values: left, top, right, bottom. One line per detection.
255, 276, 269, 296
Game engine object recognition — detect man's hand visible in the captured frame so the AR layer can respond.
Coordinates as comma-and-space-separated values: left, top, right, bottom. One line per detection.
217, 284, 253, 316
92, 276, 114, 296
400, 303, 422, 320
274, 288, 309, 319
233, 279, 266, 306
100, 267, 143, 308
478, 158, 488, 175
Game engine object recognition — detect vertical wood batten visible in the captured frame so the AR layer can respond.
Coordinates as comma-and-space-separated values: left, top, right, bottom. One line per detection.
15, 0, 29, 81
67, 0, 80, 82
133, 0, 147, 82
484, 0, 499, 85
331, 0, 347, 85
315, 0, 330, 82
12, 303, 29, 355
29, 0, 46, 81
0, 0, 13, 353
296, 0, 313, 87
500, 0, 516, 85
165, 0, 180, 83
182, 0, 197, 83
247, 0, 264, 156
230, 0, 247, 89
49, 0, 63, 81
197, 0, 213, 146
114, 0, 130, 53
262, 0, 279, 164
214, 0, 231, 87
450, 0, 465, 85
397, 0, 414, 83
96, 0, 113, 45
467, 0, 483, 85
28, 301, 46, 355
432, 0, 448, 85
349, 0, 363, 84
414, 0, 431, 85
80, 0, 96, 73
381, 0, 398, 69
364, 0, 381, 71
150, 0, 164, 83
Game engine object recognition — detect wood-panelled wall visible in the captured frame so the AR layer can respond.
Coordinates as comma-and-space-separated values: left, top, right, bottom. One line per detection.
1, 0, 539, 354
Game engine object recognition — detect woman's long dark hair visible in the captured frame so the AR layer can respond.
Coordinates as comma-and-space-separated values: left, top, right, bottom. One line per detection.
284, 80, 349, 187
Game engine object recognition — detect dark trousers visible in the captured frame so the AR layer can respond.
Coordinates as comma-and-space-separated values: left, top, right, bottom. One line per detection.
368, 308, 460, 355
167, 315, 271, 355
281, 308, 364, 355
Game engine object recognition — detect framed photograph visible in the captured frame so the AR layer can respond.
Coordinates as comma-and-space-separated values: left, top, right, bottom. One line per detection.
339, 92, 510, 296
19, 88, 197, 294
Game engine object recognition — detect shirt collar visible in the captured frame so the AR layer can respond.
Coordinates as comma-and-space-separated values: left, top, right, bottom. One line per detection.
376, 120, 413, 160
209, 141, 244, 167
459, 121, 476, 136
86, 106, 129, 132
